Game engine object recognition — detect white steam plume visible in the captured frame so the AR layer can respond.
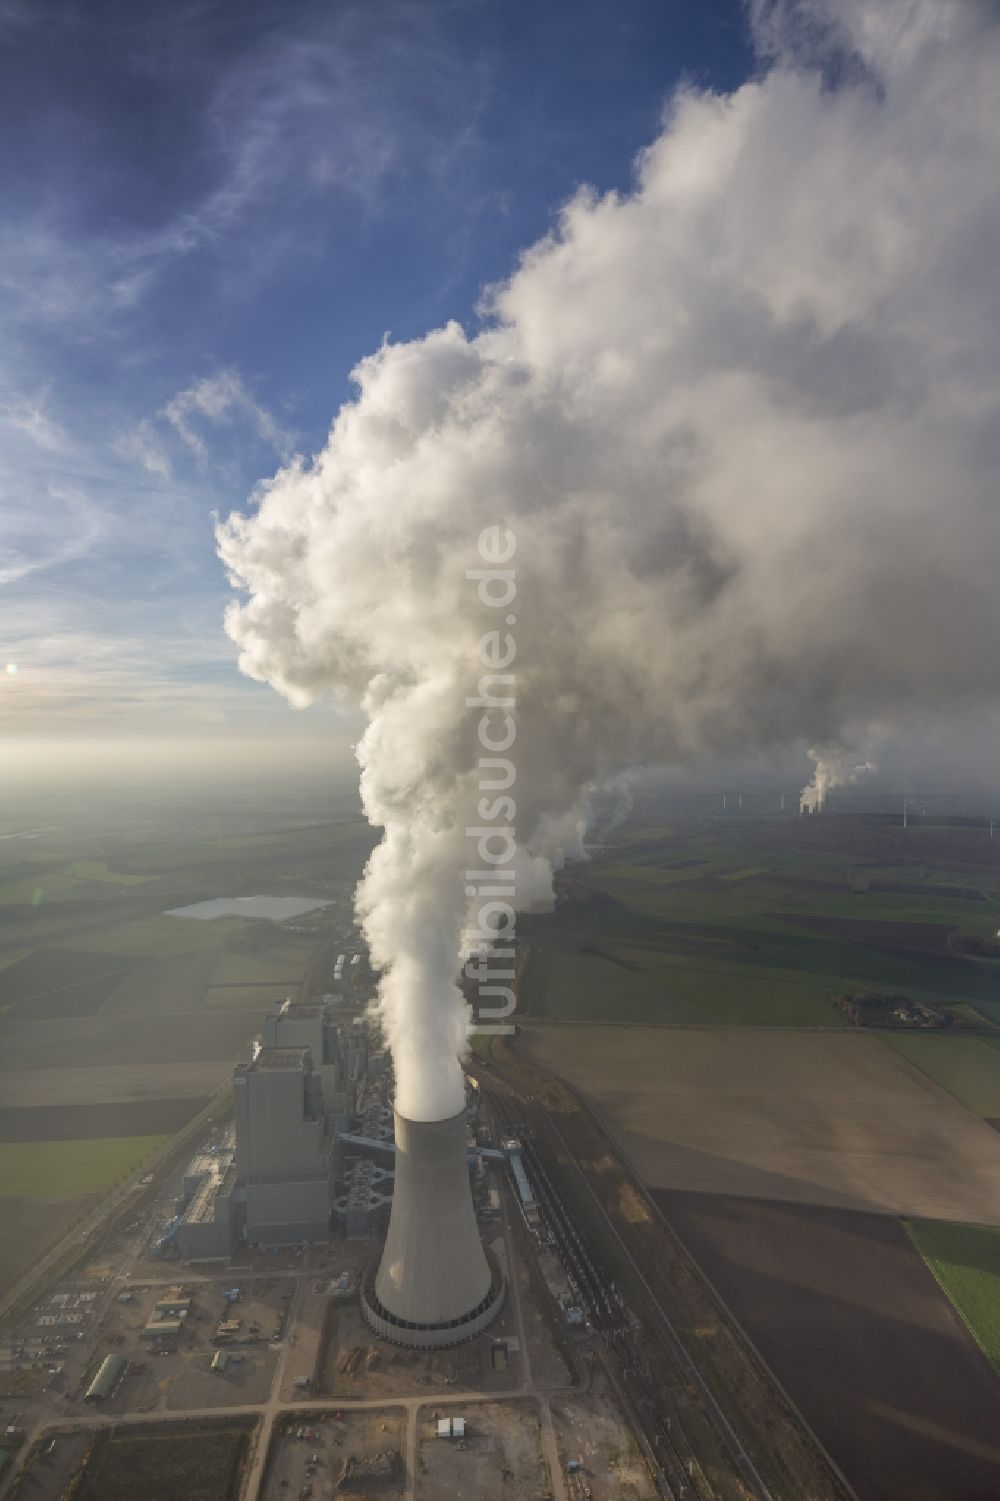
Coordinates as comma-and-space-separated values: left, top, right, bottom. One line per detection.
799, 747, 878, 814
218, 0, 1000, 1120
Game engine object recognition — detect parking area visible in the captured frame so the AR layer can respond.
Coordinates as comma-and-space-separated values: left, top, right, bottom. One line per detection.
79, 1278, 290, 1413
262, 1407, 405, 1499
3, 1281, 106, 1401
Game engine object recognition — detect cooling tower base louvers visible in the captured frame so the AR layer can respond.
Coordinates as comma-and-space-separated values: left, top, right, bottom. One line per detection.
360, 1107, 504, 1349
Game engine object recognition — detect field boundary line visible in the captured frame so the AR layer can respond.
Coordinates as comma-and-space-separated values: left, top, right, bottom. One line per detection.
903, 1221, 1000, 1380
872, 1031, 1000, 1140
510, 1030, 859, 1501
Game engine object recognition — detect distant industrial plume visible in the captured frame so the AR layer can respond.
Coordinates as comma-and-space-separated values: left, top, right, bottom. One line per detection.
218, 0, 1000, 1119
800, 749, 878, 815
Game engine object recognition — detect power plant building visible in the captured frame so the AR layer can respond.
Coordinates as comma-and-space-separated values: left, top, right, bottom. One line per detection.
361, 1108, 503, 1347
261, 999, 348, 1115
234, 1046, 332, 1245
177, 1041, 335, 1258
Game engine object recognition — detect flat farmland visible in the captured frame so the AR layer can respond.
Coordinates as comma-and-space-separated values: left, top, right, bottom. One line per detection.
0, 1097, 203, 1141
0, 1194, 93, 1290
0, 793, 367, 1307
98, 947, 220, 1016
0, 1007, 268, 1070
0, 947, 132, 1014
521, 1025, 1000, 1221
0, 1061, 231, 1106
657, 1192, 1000, 1501
520, 824, 1000, 1028
880, 1034, 1000, 1120
0, 1135, 166, 1195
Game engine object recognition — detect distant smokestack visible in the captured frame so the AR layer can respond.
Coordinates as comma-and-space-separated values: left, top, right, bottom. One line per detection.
361, 1108, 503, 1347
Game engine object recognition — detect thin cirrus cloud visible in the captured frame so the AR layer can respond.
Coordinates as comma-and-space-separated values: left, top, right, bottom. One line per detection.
0, 362, 298, 738
0, 393, 67, 453
0, 484, 104, 589
112, 368, 294, 481
164, 371, 295, 468
0, 4, 486, 348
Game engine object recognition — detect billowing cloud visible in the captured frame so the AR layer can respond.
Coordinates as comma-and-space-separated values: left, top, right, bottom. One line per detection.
219, 0, 1000, 1118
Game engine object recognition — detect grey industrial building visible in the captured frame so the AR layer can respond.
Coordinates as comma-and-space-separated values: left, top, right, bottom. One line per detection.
261, 998, 349, 1115
235, 1046, 333, 1244
176, 1041, 335, 1258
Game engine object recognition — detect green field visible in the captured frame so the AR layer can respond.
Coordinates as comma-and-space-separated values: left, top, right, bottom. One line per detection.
879, 1034, 1000, 1118
70, 915, 246, 958
908, 1220, 1000, 1371
0, 872, 82, 905
517, 824, 1000, 1028
0, 1136, 167, 1196
519, 944, 841, 1026
64, 859, 150, 885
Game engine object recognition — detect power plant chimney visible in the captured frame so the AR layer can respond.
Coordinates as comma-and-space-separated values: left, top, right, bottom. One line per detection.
361, 1107, 504, 1347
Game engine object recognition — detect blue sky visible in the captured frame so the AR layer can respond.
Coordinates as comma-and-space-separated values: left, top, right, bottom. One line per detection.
0, 0, 753, 756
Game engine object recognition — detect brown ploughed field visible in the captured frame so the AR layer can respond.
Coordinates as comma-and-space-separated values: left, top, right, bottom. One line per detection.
521, 1026, 1000, 1221
657, 1192, 1000, 1501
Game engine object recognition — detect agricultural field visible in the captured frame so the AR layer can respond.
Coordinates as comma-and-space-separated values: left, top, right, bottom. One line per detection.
74, 1421, 254, 1501
0, 1196, 93, 1301
659, 1192, 1000, 1501
908, 1220, 1000, 1372
0, 786, 373, 1300
65, 859, 151, 884
519, 819, 1000, 1029
0, 1135, 166, 1195
0, 1097, 201, 1142
880, 1034, 1000, 1120
520, 1024, 1000, 1221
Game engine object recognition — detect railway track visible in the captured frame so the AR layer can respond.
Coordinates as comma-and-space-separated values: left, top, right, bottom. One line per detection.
484, 1082, 697, 1500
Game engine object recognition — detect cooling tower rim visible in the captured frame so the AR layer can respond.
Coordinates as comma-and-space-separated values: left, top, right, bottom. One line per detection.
391, 1105, 468, 1131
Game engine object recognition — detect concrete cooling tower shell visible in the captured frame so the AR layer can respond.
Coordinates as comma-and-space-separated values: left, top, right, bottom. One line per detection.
361, 1108, 504, 1348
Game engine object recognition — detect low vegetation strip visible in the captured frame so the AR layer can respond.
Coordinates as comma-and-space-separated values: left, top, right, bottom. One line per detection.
0, 1134, 167, 1195
907, 1220, 1000, 1372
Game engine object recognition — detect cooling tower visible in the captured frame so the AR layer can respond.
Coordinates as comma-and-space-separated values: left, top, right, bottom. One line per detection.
361, 1107, 504, 1348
